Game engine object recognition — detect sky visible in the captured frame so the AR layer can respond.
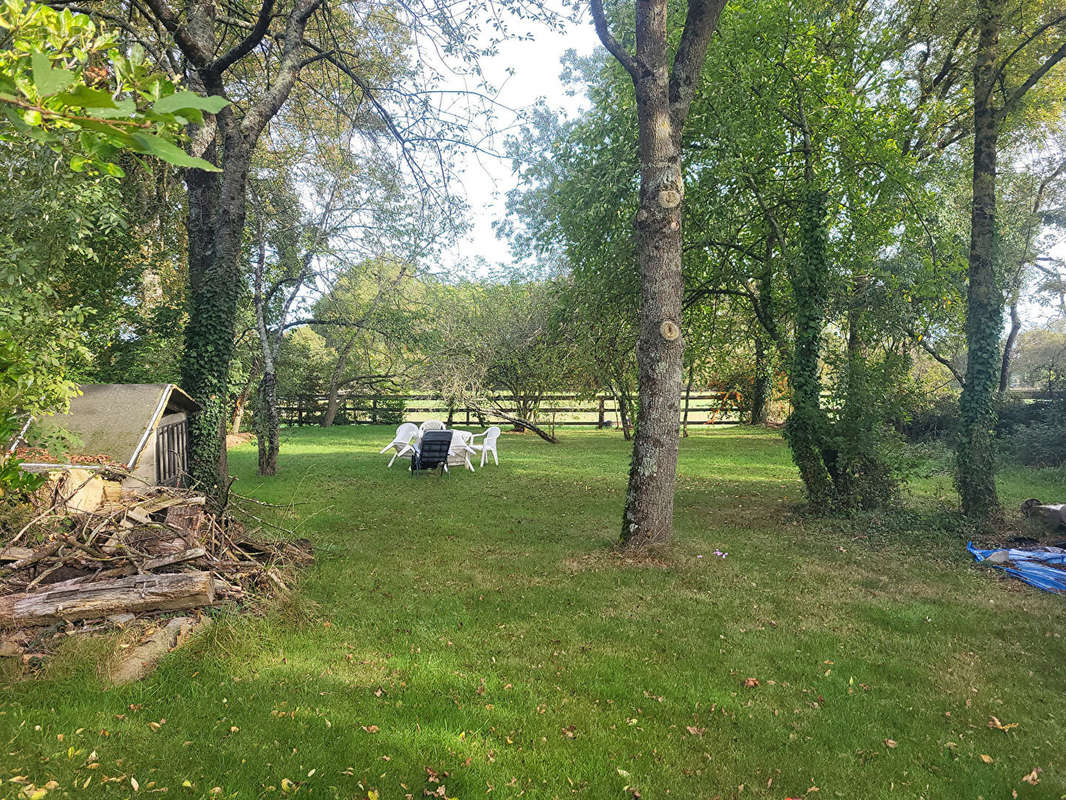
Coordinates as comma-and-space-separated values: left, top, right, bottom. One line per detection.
434, 18, 602, 277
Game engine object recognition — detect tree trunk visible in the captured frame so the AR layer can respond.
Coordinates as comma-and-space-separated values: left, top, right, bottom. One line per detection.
256, 370, 280, 476
682, 364, 694, 437
999, 294, 1021, 393
322, 338, 355, 428
750, 331, 772, 425
957, 0, 1003, 520
231, 365, 257, 435
470, 403, 557, 443
614, 380, 634, 441
592, 0, 725, 548
784, 185, 834, 508
619, 82, 687, 547
182, 134, 253, 493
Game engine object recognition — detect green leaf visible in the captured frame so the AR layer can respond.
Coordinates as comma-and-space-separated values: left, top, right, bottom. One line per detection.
87, 98, 135, 119
151, 90, 229, 115
30, 51, 75, 96
129, 131, 220, 171
52, 85, 116, 109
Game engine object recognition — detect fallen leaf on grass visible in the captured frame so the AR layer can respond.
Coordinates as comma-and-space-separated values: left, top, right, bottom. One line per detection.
561, 725, 577, 739
742, 678, 759, 688
979, 754, 994, 764
1021, 768, 1040, 785
685, 726, 706, 738
883, 739, 897, 748
362, 725, 380, 733
988, 716, 1018, 732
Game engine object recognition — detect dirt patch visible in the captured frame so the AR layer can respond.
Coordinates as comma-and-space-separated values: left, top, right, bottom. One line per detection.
562, 544, 676, 575
226, 432, 257, 448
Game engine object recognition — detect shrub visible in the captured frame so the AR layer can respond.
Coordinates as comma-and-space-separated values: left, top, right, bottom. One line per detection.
999, 396, 1066, 467
900, 394, 958, 441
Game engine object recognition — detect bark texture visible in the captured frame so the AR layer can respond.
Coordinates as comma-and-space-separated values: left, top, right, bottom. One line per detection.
592, 0, 727, 548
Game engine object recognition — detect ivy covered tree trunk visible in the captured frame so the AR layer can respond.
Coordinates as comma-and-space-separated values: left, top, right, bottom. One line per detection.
592, 0, 727, 548
957, 0, 1003, 520
181, 139, 251, 490
157, 0, 322, 494
784, 186, 834, 508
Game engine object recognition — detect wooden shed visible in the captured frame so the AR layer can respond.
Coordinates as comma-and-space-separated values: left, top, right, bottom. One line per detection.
19, 384, 199, 487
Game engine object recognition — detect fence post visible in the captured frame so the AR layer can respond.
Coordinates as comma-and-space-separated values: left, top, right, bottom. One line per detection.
597, 396, 605, 429
371, 397, 378, 425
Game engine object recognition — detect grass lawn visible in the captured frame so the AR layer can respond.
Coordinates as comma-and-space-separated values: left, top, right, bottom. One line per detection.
2, 426, 1065, 799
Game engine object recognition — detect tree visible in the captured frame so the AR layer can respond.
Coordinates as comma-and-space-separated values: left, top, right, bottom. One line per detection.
250, 176, 337, 476
590, 0, 728, 547
956, 0, 1066, 520
1011, 323, 1066, 393
315, 259, 419, 429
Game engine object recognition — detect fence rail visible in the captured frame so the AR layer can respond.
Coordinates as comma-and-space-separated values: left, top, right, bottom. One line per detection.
276, 391, 747, 429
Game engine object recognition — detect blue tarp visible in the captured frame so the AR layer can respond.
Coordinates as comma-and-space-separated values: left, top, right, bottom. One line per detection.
968, 542, 1066, 593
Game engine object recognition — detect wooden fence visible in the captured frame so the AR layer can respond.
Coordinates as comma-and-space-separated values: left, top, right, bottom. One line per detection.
277, 391, 748, 428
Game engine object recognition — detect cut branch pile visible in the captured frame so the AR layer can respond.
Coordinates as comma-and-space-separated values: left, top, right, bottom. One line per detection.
1, 476, 313, 639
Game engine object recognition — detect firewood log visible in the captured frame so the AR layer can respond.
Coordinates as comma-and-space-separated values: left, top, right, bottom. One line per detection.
0, 572, 214, 627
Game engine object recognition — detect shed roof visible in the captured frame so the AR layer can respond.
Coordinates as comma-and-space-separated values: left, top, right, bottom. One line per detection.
33, 384, 198, 470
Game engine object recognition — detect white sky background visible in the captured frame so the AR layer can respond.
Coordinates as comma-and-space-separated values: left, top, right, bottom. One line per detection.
432, 17, 602, 277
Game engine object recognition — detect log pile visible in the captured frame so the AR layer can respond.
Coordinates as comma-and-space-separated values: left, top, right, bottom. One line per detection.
1, 478, 313, 641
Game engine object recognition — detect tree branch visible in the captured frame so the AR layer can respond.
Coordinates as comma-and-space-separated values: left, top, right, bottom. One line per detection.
140, 0, 212, 68
207, 0, 276, 77
1000, 36, 1066, 116
589, 0, 639, 82
668, 0, 726, 129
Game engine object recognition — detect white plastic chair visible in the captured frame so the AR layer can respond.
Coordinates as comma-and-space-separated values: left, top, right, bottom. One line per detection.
418, 420, 446, 441
470, 426, 501, 467
380, 422, 419, 467
448, 430, 477, 471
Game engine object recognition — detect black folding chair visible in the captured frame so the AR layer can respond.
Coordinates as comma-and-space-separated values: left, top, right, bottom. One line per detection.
411, 430, 453, 476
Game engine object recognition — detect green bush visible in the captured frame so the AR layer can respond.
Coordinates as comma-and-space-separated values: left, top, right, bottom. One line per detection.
998, 398, 1066, 467
899, 394, 958, 441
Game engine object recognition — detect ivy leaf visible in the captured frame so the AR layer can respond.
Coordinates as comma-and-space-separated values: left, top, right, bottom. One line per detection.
30, 51, 75, 96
